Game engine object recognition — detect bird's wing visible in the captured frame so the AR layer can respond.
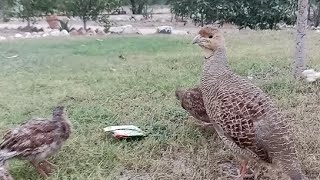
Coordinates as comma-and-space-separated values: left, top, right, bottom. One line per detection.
182, 87, 210, 123
0, 118, 59, 157
206, 79, 272, 162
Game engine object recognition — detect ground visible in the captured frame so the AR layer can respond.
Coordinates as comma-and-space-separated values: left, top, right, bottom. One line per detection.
0, 5, 240, 37
0, 30, 320, 180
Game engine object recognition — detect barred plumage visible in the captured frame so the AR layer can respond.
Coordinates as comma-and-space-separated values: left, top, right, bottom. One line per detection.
193, 27, 307, 180
0, 106, 71, 179
175, 86, 210, 126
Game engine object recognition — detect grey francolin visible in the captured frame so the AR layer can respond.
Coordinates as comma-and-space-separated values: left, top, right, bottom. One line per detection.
175, 86, 211, 128
192, 27, 307, 180
0, 106, 72, 179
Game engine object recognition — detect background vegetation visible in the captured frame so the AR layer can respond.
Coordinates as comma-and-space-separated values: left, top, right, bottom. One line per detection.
1, 0, 320, 29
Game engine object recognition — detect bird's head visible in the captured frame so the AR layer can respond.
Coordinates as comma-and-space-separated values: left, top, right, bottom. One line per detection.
53, 106, 67, 117
192, 26, 225, 57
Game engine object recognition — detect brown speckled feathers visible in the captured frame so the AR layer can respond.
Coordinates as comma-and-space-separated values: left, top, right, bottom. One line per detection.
0, 106, 71, 178
194, 27, 306, 180
175, 86, 210, 124
0, 117, 70, 158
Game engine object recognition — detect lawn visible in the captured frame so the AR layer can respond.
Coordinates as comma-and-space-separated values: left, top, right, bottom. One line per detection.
0, 31, 320, 180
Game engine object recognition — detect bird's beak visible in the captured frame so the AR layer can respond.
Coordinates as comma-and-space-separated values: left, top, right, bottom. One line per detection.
192, 34, 201, 44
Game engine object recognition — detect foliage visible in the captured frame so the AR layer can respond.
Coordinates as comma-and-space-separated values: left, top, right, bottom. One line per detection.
96, 14, 113, 32
121, 0, 164, 14
58, 19, 73, 32
33, 0, 60, 15
169, 0, 297, 29
13, 0, 41, 26
0, 0, 15, 22
227, 0, 296, 29
6, 0, 60, 25
61, 0, 120, 29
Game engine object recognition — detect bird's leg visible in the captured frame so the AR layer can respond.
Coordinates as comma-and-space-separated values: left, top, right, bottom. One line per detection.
200, 122, 213, 128
39, 160, 55, 176
239, 159, 248, 180
30, 161, 49, 179
193, 120, 213, 128
42, 160, 57, 168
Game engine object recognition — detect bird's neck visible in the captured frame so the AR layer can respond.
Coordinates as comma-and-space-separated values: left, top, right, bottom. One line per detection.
203, 46, 229, 67
52, 114, 65, 121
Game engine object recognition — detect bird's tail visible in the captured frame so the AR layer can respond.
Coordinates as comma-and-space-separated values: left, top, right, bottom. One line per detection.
175, 88, 186, 100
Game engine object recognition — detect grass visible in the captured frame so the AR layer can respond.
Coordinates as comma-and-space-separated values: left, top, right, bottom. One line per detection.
0, 31, 320, 180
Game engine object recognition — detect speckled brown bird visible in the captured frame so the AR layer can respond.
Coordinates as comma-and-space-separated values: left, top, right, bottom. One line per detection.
175, 86, 211, 127
0, 106, 71, 179
192, 27, 307, 180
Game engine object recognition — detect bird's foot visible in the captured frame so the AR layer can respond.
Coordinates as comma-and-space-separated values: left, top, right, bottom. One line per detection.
42, 160, 57, 168
31, 162, 49, 179
39, 160, 56, 176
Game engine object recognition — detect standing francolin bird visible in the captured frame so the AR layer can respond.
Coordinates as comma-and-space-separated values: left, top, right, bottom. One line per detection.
0, 106, 71, 179
192, 27, 307, 180
175, 86, 211, 127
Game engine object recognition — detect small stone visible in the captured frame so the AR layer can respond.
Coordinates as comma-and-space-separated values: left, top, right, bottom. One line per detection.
69, 30, 79, 36
24, 32, 33, 38
42, 33, 50, 37
109, 25, 140, 34
50, 30, 61, 36
14, 33, 23, 38
86, 29, 96, 36
77, 28, 86, 35
157, 26, 173, 34
61, 30, 69, 36
96, 29, 106, 36
0, 36, 7, 41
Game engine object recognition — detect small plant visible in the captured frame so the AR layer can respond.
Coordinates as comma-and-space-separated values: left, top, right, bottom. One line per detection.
58, 18, 73, 32
96, 14, 112, 33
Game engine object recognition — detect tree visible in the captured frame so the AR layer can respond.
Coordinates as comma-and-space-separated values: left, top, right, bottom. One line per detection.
0, 0, 15, 22
169, 0, 296, 29
294, 0, 309, 79
309, 0, 320, 26
13, 0, 42, 27
63, 0, 120, 29
129, 0, 148, 14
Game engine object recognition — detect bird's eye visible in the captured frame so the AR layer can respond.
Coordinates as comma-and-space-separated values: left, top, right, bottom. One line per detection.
209, 35, 213, 38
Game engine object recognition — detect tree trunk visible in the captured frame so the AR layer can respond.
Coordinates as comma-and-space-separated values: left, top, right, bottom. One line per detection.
130, 0, 137, 14
27, 17, 31, 27
83, 19, 87, 30
137, 3, 144, 14
294, 0, 308, 79
315, 2, 320, 27
200, 11, 204, 27
308, 2, 311, 22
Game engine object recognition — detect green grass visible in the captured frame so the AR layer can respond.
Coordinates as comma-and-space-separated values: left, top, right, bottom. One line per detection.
0, 31, 320, 180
